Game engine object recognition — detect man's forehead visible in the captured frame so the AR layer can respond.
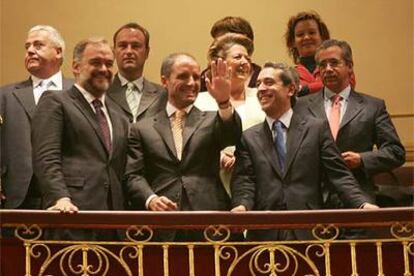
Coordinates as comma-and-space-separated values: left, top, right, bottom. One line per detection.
258, 67, 280, 80
26, 30, 50, 41
84, 44, 113, 58
172, 57, 199, 71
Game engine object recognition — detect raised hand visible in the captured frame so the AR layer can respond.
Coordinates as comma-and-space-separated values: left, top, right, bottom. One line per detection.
205, 58, 232, 104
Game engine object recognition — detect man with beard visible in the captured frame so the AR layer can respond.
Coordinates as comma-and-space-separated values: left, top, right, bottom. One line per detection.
32, 38, 129, 240
0, 25, 73, 210
296, 39, 405, 208
230, 62, 378, 241
125, 53, 242, 241
107, 23, 167, 124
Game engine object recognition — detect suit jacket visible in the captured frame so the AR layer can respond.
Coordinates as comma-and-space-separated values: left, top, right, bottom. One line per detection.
296, 90, 405, 202
231, 111, 369, 240
0, 77, 74, 209
32, 86, 129, 212
125, 107, 242, 213
107, 74, 167, 123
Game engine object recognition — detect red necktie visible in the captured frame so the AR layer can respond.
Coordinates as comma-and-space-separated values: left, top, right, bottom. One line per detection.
92, 99, 112, 152
329, 95, 341, 140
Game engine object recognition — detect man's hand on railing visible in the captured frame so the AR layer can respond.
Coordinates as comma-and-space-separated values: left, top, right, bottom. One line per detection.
148, 196, 178, 211
362, 203, 380, 209
47, 197, 79, 213
230, 205, 247, 212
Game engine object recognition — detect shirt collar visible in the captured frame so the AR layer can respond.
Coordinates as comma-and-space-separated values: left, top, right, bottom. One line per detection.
74, 83, 106, 106
266, 108, 293, 130
118, 73, 144, 92
166, 101, 193, 117
324, 85, 351, 101
31, 71, 63, 90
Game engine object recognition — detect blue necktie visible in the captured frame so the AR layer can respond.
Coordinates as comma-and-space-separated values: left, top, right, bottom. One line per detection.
273, 121, 286, 173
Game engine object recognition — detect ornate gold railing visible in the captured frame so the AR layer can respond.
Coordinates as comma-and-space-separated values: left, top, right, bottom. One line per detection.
1, 208, 413, 275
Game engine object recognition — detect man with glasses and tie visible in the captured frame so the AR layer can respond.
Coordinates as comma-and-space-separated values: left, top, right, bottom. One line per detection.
107, 23, 167, 124
124, 53, 242, 241
32, 38, 129, 240
296, 39, 405, 210
0, 25, 73, 210
230, 62, 378, 241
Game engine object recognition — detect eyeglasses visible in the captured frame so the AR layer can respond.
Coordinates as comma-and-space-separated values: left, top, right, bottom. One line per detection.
317, 59, 345, 69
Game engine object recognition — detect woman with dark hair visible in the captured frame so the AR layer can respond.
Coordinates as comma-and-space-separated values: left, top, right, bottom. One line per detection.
285, 11, 355, 96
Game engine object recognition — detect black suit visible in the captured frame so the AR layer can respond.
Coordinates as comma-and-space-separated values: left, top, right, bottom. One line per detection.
296, 90, 405, 204
0, 77, 73, 209
107, 74, 167, 123
231, 111, 369, 240
125, 107, 242, 240
32, 86, 129, 211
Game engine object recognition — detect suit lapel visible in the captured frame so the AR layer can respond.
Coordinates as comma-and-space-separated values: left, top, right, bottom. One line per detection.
254, 122, 283, 177
153, 110, 178, 160
108, 75, 132, 117
69, 86, 110, 155
12, 79, 36, 119
284, 113, 307, 176
136, 79, 160, 117
307, 92, 327, 120
340, 90, 363, 130
106, 101, 123, 159
182, 107, 205, 154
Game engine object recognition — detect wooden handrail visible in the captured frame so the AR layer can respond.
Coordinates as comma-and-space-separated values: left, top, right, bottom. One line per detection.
1, 208, 413, 230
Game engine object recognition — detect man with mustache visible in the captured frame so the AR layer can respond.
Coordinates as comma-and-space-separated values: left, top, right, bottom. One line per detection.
0, 25, 73, 210
296, 39, 405, 210
32, 38, 129, 240
107, 23, 167, 124
125, 53, 242, 241
230, 62, 378, 241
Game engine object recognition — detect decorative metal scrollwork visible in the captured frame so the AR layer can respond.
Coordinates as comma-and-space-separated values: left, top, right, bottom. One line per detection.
312, 224, 339, 241
126, 225, 153, 242
204, 225, 231, 242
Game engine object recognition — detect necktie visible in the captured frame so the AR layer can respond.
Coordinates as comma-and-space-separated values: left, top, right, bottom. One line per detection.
126, 82, 139, 122
92, 99, 112, 152
273, 120, 286, 174
172, 110, 186, 160
329, 95, 342, 140
35, 80, 54, 104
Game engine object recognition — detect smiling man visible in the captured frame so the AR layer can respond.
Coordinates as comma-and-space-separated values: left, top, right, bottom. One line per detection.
124, 53, 242, 241
107, 23, 167, 124
230, 62, 378, 241
0, 25, 73, 210
32, 38, 129, 240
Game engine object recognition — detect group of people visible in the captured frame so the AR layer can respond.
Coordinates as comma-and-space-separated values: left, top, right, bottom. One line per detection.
0, 11, 406, 241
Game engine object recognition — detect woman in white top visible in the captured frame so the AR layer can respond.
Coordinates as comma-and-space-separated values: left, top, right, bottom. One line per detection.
195, 33, 265, 192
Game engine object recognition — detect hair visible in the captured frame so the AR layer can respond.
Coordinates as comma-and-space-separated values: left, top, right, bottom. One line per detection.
113, 22, 150, 49
262, 62, 299, 106
73, 38, 110, 62
160, 53, 197, 78
207, 33, 254, 62
210, 16, 254, 41
28, 25, 65, 63
315, 39, 354, 66
284, 11, 330, 64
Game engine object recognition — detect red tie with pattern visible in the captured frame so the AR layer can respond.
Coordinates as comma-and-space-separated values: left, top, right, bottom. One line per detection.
92, 99, 112, 152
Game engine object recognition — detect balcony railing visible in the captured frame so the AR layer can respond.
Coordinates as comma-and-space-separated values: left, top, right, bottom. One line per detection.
1, 208, 413, 276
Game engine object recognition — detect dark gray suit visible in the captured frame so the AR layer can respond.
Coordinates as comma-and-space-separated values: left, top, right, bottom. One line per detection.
0, 77, 73, 209
107, 74, 167, 123
125, 107, 242, 240
296, 90, 405, 204
231, 111, 369, 240
32, 86, 129, 211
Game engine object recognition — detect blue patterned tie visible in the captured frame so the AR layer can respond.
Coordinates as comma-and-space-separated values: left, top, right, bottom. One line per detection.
273, 120, 286, 173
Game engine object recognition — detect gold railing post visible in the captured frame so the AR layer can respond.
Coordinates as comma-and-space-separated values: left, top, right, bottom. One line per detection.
376, 242, 385, 276
138, 244, 144, 276
214, 244, 221, 276
350, 242, 359, 276
188, 244, 195, 276
402, 240, 413, 276
24, 242, 32, 276
162, 244, 169, 276
268, 247, 276, 276
81, 245, 89, 276
324, 242, 332, 276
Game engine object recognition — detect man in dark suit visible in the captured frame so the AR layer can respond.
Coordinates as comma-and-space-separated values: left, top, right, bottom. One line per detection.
296, 39, 405, 206
125, 53, 242, 241
32, 38, 129, 239
107, 23, 167, 123
0, 25, 73, 209
230, 62, 378, 241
